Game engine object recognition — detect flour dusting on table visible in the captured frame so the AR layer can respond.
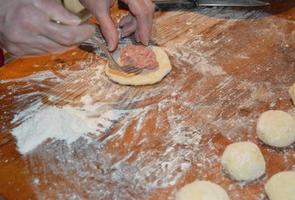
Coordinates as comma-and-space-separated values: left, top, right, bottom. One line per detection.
2, 6, 295, 200
12, 105, 98, 154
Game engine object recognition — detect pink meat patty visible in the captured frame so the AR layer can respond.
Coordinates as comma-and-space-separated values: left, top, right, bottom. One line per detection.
120, 45, 159, 70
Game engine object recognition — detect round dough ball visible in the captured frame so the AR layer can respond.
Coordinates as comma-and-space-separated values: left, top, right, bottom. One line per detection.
221, 141, 265, 181
265, 171, 295, 200
256, 110, 295, 147
289, 83, 295, 105
105, 46, 171, 86
175, 180, 230, 200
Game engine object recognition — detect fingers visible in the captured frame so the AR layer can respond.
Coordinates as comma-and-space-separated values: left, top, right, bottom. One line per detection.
40, 22, 96, 46
8, 35, 71, 57
110, 0, 116, 7
34, 1, 96, 48
135, 32, 140, 43
121, 0, 155, 45
18, 48, 46, 56
134, 1, 154, 45
119, 15, 137, 37
1, 0, 96, 57
119, 15, 134, 27
32, 36, 70, 53
96, 15, 118, 51
7, 43, 47, 57
79, 0, 118, 50
33, 0, 81, 25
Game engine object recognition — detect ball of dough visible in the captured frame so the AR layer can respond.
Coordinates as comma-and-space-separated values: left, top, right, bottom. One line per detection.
265, 171, 295, 200
105, 46, 171, 86
175, 180, 230, 200
289, 83, 295, 105
221, 141, 265, 181
256, 110, 295, 147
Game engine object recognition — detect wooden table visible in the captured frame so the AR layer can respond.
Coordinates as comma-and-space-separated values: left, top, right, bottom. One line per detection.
0, 1, 294, 199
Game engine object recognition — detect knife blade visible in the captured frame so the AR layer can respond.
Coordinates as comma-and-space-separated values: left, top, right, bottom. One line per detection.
150, 0, 270, 9
196, 0, 270, 7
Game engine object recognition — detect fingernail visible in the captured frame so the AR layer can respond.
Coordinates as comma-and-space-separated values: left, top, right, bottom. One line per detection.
108, 43, 115, 51
69, 17, 82, 25
121, 31, 128, 38
73, 18, 82, 25
143, 39, 149, 46
135, 36, 140, 43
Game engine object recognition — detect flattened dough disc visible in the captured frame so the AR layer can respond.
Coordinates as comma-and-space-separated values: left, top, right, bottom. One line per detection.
105, 46, 171, 86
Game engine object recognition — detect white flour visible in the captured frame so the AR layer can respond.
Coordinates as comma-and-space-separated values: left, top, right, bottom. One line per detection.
2, 7, 295, 200
12, 105, 98, 154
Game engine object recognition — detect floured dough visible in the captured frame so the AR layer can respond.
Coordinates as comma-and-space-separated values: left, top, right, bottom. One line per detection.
256, 110, 295, 147
175, 180, 230, 200
289, 83, 295, 105
221, 141, 265, 181
265, 171, 295, 200
105, 46, 171, 86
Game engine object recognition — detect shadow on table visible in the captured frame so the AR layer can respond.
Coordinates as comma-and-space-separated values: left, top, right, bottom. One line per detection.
264, 0, 295, 15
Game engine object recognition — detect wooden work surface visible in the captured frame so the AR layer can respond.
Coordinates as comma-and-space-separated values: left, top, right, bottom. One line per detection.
0, 1, 295, 199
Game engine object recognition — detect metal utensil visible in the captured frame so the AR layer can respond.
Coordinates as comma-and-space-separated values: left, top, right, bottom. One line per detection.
153, 0, 270, 7
194, 0, 270, 7
81, 37, 143, 75
119, 0, 270, 10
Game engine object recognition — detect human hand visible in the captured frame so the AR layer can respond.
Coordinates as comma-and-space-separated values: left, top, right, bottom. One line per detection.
80, 0, 155, 51
119, 0, 155, 45
0, 0, 95, 56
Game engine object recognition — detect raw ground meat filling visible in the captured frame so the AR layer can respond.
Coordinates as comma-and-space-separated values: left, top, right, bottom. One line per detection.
120, 45, 159, 70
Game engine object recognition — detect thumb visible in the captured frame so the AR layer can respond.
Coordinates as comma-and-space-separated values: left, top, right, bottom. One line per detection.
96, 14, 118, 51
34, 0, 81, 25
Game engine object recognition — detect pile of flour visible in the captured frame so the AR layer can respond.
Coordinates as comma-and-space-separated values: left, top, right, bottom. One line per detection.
12, 104, 98, 154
